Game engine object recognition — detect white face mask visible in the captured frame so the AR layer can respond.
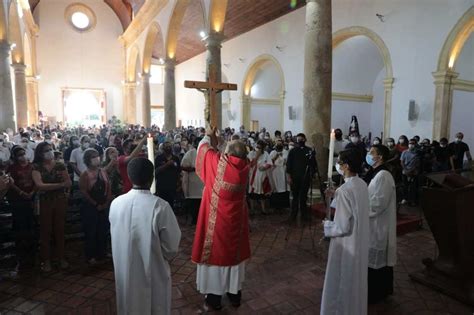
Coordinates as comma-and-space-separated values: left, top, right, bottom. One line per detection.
43, 150, 54, 160
456, 138, 462, 143
373, 140, 380, 145
350, 137, 359, 144
21, 142, 28, 148
335, 163, 345, 176
73, 140, 80, 146
82, 142, 90, 149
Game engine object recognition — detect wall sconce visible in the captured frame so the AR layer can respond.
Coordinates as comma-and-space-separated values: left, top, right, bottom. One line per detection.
276, 45, 285, 52
238, 58, 245, 63
376, 13, 385, 22
223, 63, 230, 68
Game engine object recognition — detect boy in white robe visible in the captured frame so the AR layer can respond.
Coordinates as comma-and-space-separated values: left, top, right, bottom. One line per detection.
109, 158, 181, 315
322, 149, 370, 315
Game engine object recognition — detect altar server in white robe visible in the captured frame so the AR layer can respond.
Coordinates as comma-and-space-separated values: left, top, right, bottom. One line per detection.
364, 144, 397, 304
181, 139, 204, 224
322, 149, 370, 315
109, 158, 181, 315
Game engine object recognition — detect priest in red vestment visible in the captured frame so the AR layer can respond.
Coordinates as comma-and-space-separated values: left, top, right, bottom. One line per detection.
192, 127, 251, 311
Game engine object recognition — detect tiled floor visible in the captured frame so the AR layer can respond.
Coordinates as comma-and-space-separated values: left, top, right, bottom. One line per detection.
0, 213, 473, 314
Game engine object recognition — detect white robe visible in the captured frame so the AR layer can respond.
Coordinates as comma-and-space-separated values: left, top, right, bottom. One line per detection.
321, 176, 370, 315
269, 150, 288, 193
368, 170, 397, 269
181, 148, 204, 199
196, 261, 246, 295
248, 150, 270, 194
109, 189, 181, 315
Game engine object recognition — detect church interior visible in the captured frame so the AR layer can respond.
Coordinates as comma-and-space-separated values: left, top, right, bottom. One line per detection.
0, 0, 474, 314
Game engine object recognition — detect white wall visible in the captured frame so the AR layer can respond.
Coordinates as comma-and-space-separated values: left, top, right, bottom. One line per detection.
451, 91, 474, 152
250, 61, 282, 99
456, 33, 474, 81
35, 0, 124, 123
173, 0, 472, 139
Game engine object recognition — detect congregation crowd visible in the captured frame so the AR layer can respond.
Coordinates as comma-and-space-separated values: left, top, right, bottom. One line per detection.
0, 119, 472, 313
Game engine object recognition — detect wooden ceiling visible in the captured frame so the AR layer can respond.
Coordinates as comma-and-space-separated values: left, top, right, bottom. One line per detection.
29, 0, 306, 63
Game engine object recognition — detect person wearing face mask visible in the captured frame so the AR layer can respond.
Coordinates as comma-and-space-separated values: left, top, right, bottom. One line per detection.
395, 135, 409, 153
79, 149, 112, 265
384, 138, 402, 183
70, 135, 91, 185
19, 138, 34, 162
269, 141, 290, 210
363, 145, 397, 305
103, 147, 122, 198
31, 142, 72, 272
448, 132, 472, 171
89, 133, 104, 158
285, 133, 316, 223
155, 141, 181, 209
321, 149, 370, 315
433, 138, 455, 172
333, 129, 350, 155
400, 139, 420, 206
345, 132, 367, 166
7, 146, 36, 271
181, 138, 204, 225
0, 135, 11, 166
248, 140, 272, 214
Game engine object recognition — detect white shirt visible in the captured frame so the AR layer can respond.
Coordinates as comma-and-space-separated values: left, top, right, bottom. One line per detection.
70, 147, 87, 181
368, 169, 397, 269
181, 148, 204, 199
269, 150, 288, 193
248, 150, 270, 194
321, 176, 369, 315
109, 189, 181, 315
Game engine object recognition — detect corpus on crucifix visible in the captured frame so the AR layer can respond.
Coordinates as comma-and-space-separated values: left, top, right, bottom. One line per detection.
184, 64, 237, 128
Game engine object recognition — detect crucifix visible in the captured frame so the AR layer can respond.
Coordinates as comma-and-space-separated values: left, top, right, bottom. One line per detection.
184, 64, 237, 128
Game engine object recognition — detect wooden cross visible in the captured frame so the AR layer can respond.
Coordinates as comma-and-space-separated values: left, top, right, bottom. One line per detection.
184, 64, 237, 128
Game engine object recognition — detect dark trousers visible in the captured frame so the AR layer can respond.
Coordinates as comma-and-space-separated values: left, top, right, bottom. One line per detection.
402, 174, 418, 204
186, 199, 201, 224
368, 266, 394, 304
158, 189, 176, 209
290, 177, 310, 221
11, 200, 36, 268
80, 202, 109, 260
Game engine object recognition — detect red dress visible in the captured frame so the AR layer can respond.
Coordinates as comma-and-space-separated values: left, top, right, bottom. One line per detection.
191, 139, 251, 266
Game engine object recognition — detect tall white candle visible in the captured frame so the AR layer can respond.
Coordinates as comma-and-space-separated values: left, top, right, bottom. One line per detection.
328, 129, 335, 181
147, 134, 156, 194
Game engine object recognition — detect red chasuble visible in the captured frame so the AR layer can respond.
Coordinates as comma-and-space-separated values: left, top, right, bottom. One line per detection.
191, 138, 251, 266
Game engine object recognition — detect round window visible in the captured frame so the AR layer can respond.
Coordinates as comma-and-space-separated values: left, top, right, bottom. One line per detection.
65, 3, 96, 33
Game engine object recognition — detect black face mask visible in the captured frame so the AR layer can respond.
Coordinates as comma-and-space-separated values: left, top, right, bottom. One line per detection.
335, 133, 342, 140
163, 147, 172, 153
276, 145, 283, 152
298, 140, 305, 147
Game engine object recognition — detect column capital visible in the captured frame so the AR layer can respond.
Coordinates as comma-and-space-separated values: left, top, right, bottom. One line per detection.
383, 77, 395, 89
203, 32, 225, 48
164, 58, 176, 68
123, 80, 137, 88
11, 62, 27, 73
432, 70, 459, 85
140, 72, 151, 81
279, 90, 286, 100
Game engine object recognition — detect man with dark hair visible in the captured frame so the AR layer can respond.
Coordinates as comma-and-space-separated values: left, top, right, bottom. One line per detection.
364, 144, 397, 304
109, 157, 181, 315
345, 131, 367, 165
321, 149, 370, 315
286, 133, 316, 222
448, 132, 472, 170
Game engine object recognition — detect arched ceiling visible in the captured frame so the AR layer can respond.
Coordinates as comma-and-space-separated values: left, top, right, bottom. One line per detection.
28, 0, 145, 31
28, 0, 306, 63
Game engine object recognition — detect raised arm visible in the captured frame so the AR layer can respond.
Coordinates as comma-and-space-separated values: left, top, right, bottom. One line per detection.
124, 137, 147, 164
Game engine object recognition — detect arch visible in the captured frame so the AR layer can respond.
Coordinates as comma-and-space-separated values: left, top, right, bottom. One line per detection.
142, 21, 164, 74
8, 0, 24, 63
437, 6, 474, 71
127, 45, 141, 82
165, 0, 206, 60
432, 6, 474, 140
209, 0, 228, 33
241, 54, 286, 131
0, 1, 7, 41
332, 26, 394, 138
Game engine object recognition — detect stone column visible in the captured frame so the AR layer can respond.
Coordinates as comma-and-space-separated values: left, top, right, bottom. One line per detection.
12, 63, 28, 129
303, 0, 332, 181
241, 95, 251, 130
383, 77, 394, 139
123, 81, 137, 124
26, 76, 39, 126
163, 58, 176, 131
0, 41, 16, 130
141, 73, 151, 127
204, 32, 224, 129
432, 70, 458, 140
